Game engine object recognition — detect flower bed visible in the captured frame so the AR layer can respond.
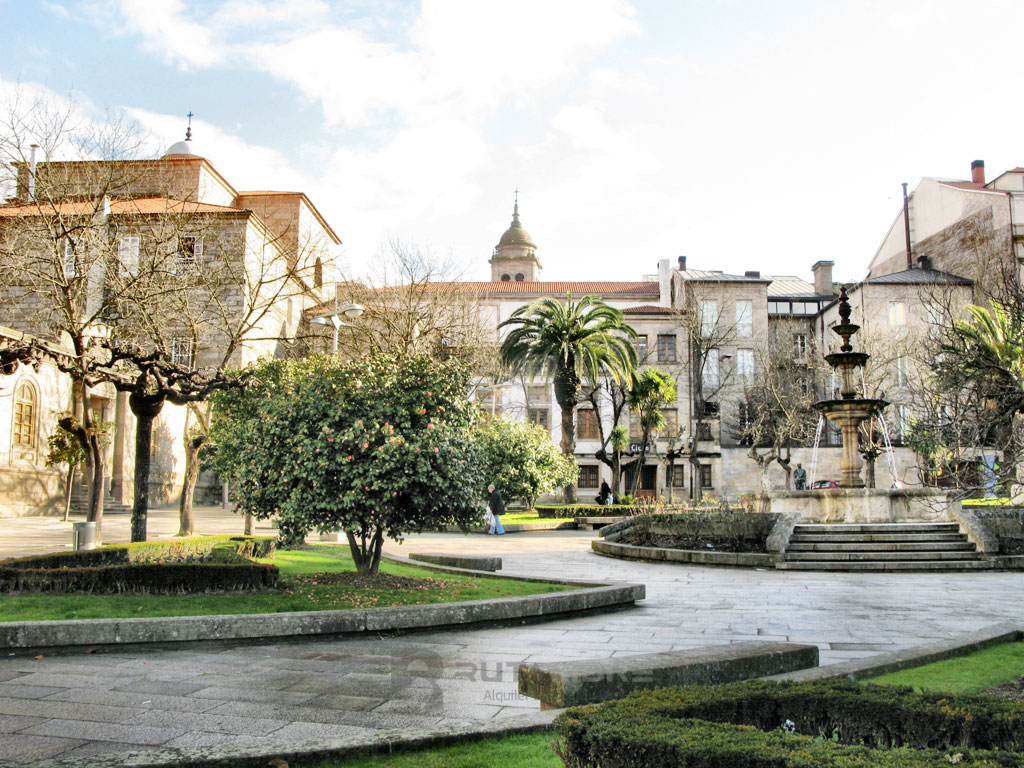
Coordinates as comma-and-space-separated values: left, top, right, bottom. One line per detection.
617, 511, 781, 553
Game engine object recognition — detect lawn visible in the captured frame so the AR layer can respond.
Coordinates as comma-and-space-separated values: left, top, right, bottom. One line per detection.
961, 497, 1015, 507
499, 513, 574, 524
0, 544, 574, 622
864, 641, 1024, 693
312, 731, 560, 768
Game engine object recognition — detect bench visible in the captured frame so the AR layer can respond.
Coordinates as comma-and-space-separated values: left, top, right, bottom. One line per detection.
518, 640, 819, 709
408, 553, 502, 571
576, 516, 629, 531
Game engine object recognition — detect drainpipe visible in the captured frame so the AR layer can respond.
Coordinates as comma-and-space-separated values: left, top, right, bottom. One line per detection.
902, 183, 913, 270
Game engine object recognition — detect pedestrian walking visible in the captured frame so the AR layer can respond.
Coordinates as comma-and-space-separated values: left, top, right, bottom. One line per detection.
487, 484, 505, 535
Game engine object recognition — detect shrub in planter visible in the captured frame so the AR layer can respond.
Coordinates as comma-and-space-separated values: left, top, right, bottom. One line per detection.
555, 679, 1024, 767
621, 511, 781, 552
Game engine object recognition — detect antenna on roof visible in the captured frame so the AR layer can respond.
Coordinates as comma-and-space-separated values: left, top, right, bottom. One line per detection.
185, 111, 194, 142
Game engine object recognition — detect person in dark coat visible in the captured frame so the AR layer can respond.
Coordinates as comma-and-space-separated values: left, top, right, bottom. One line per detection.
596, 480, 613, 505
487, 484, 505, 535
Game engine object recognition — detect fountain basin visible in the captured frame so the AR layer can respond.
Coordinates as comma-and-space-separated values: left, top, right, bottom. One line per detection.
762, 488, 952, 524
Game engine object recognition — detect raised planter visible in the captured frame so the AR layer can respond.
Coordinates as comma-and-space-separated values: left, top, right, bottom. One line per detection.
592, 537, 777, 567
409, 552, 502, 571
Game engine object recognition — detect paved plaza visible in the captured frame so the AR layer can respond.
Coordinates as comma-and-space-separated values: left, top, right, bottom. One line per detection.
2, 510, 1024, 763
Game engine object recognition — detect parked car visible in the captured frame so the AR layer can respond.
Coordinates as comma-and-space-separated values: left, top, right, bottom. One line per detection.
809, 480, 840, 490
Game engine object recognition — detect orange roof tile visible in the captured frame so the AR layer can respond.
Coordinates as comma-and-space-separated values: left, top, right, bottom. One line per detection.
445, 281, 660, 295
623, 304, 677, 315
0, 196, 248, 217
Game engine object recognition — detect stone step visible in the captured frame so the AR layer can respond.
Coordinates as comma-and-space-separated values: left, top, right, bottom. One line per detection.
776, 559, 996, 572
786, 541, 976, 553
792, 523, 960, 534
784, 550, 983, 562
789, 533, 967, 544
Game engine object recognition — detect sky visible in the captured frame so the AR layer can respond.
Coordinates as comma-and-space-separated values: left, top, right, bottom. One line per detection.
1, 0, 1023, 285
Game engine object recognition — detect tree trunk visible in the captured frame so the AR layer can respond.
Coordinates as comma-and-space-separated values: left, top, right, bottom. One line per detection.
80, 383, 105, 542
129, 392, 165, 542
178, 435, 206, 536
557, 397, 577, 503
346, 528, 385, 575
244, 512, 254, 536
611, 451, 621, 496
62, 465, 75, 522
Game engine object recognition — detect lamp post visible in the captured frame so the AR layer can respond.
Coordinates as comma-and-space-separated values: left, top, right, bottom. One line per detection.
311, 302, 364, 353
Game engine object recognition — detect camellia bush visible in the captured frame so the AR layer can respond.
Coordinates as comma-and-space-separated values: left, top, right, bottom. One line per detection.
478, 417, 577, 507
211, 352, 485, 574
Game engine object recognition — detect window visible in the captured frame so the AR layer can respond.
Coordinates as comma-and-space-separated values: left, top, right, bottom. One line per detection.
894, 353, 908, 387
656, 334, 676, 363
171, 338, 195, 370
500, 273, 511, 281
697, 421, 713, 441
667, 464, 686, 487
579, 465, 600, 488
888, 301, 907, 330
527, 408, 549, 431
12, 381, 37, 449
700, 300, 718, 337
118, 235, 140, 278
176, 235, 203, 273
577, 408, 600, 440
735, 300, 752, 337
63, 237, 77, 278
699, 463, 713, 489
738, 402, 753, 445
660, 408, 678, 438
634, 334, 648, 361
702, 400, 719, 417
314, 258, 323, 289
629, 412, 643, 440
514, 273, 525, 281
793, 333, 807, 360
525, 384, 549, 403
736, 348, 753, 382
896, 404, 910, 445
702, 348, 719, 389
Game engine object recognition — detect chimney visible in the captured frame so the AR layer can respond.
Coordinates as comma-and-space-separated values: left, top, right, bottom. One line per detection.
744, 270, 760, 278
811, 260, 835, 296
28, 144, 39, 201
971, 159, 985, 185
677, 255, 686, 271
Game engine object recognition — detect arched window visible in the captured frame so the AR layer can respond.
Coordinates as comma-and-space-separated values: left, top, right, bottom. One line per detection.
500, 273, 511, 282
13, 380, 37, 449
515, 273, 525, 282
314, 258, 323, 289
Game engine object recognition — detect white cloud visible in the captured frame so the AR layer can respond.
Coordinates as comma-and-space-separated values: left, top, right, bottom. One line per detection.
116, 0, 225, 69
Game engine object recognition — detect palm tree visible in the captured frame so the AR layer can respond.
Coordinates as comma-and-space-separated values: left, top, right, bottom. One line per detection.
627, 367, 677, 496
499, 295, 637, 502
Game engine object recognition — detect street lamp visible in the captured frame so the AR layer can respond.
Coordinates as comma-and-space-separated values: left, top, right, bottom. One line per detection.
311, 302, 364, 353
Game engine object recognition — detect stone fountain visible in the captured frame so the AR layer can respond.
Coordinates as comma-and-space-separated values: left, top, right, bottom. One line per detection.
762, 286, 952, 524
813, 286, 888, 488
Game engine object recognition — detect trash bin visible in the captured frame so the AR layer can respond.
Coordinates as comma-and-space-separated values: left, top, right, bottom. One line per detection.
72, 521, 97, 551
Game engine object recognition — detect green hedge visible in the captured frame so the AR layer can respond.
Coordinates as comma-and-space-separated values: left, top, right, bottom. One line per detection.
621, 511, 780, 552
0, 562, 279, 594
535, 504, 634, 519
0, 536, 278, 594
554, 679, 1024, 767
0, 536, 276, 570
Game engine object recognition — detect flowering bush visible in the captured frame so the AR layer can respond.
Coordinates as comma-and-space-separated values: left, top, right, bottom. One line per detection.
211, 353, 485, 573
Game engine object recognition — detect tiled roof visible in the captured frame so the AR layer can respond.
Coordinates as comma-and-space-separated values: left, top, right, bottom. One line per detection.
236, 190, 303, 196
938, 181, 995, 191
435, 281, 660, 296
0, 196, 247, 217
863, 268, 972, 286
622, 304, 676, 315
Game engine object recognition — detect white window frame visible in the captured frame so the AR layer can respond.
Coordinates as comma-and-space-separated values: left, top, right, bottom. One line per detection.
700, 300, 718, 337
702, 348, 720, 390
63, 237, 77, 278
793, 333, 807, 361
170, 338, 195, 370
118, 235, 140, 278
735, 300, 752, 338
736, 348, 754, 382
895, 353, 908, 387
888, 301, 907, 330
176, 235, 203, 274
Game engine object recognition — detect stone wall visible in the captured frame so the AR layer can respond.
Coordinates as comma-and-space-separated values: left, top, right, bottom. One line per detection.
972, 508, 1024, 555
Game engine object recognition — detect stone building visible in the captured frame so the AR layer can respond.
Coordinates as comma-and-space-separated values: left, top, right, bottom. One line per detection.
0, 135, 341, 517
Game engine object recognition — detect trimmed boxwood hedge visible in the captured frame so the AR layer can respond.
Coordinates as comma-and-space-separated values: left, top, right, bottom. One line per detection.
0, 536, 278, 594
554, 679, 1024, 767
535, 504, 635, 519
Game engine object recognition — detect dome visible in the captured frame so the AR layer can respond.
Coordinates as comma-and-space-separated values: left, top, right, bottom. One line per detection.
497, 203, 536, 248
162, 140, 199, 158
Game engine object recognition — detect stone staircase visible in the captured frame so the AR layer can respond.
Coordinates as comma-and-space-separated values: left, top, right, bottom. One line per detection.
778, 522, 995, 571
69, 488, 132, 516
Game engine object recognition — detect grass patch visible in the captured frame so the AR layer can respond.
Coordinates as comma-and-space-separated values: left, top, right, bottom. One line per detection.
499, 513, 574, 524
311, 731, 559, 768
0, 544, 574, 622
962, 497, 1014, 506
865, 641, 1024, 693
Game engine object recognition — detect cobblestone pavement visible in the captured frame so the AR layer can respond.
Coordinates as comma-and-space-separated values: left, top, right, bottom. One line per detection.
2, 527, 1024, 763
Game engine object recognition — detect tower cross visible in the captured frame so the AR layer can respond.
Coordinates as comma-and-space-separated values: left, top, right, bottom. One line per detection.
185, 111, 194, 141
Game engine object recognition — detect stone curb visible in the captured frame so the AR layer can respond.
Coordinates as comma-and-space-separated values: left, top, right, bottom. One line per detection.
592, 537, 777, 568
11, 710, 562, 768
764, 621, 1024, 682
0, 564, 645, 653
408, 552, 502, 571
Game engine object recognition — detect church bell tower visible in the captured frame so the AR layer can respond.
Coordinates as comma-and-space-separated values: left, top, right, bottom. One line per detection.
489, 194, 541, 282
